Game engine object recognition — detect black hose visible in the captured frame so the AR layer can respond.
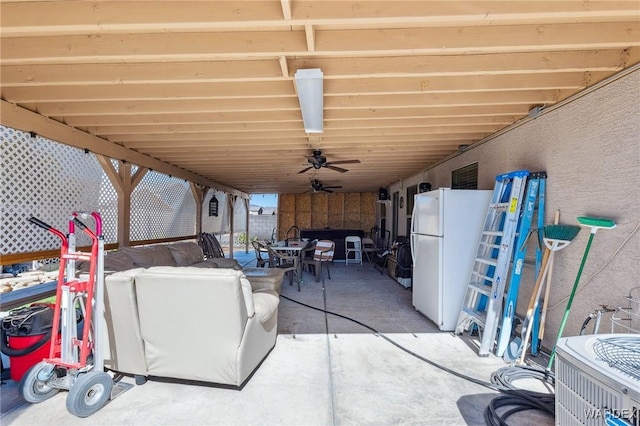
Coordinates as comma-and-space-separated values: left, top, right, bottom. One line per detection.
280, 294, 499, 390
280, 294, 556, 424
487, 365, 556, 425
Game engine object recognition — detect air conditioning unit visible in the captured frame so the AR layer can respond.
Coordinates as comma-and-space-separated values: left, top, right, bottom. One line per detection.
555, 334, 640, 425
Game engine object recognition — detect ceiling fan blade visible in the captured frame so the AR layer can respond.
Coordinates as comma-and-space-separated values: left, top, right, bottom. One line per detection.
325, 165, 349, 173
298, 166, 313, 174
323, 185, 343, 189
321, 188, 334, 193
325, 159, 361, 166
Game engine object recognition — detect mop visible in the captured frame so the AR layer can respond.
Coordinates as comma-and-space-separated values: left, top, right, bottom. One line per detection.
547, 216, 617, 369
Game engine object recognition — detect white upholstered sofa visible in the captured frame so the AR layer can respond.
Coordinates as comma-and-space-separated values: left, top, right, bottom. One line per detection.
103, 266, 280, 387
98, 241, 284, 387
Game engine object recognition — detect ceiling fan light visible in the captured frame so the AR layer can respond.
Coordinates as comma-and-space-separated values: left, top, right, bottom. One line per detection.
295, 68, 323, 134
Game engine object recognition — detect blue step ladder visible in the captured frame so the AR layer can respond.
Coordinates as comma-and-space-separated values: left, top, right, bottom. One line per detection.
495, 171, 547, 357
455, 170, 529, 356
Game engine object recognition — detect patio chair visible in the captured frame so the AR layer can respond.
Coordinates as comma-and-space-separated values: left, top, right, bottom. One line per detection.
302, 240, 335, 284
266, 246, 301, 291
251, 240, 270, 268
300, 240, 317, 272
345, 236, 362, 265
362, 237, 378, 263
197, 233, 225, 259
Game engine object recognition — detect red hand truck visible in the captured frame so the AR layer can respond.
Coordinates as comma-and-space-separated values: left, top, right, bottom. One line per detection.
20, 212, 123, 417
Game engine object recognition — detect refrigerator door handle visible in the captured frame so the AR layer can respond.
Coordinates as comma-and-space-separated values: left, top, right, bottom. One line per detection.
410, 199, 418, 235
410, 233, 417, 268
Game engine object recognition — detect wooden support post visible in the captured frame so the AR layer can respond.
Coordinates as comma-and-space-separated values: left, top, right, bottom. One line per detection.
190, 183, 208, 236
244, 197, 250, 254
96, 155, 147, 248
228, 194, 236, 259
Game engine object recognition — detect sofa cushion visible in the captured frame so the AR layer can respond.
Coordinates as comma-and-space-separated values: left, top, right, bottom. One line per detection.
167, 242, 204, 266
203, 258, 242, 270
121, 245, 177, 268
139, 266, 255, 317
104, 250, 138, 272
77, 249, 137, 273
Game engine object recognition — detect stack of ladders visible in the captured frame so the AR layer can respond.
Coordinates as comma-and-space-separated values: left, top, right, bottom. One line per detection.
455, 170, 529, 356
496, 172, 546, 357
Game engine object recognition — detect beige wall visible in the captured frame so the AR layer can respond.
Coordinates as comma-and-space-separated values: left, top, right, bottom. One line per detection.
389, 69, 640, 349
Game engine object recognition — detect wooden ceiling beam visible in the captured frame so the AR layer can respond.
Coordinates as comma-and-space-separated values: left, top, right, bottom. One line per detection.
145, 151, 459, 162
63, 110, 303, 126
4, 50, 636, 87
2, 72, 605, 103
62, 104, 527, 127
108, 125, 497, 143
120, 133, 482, 149
29, 97, 301, 116
28, 89, 566, 117
0, 60, 285, 87
87, 116, 515, 135
3, 22, 637, 65
2, 1, 637, 36
324, 90, 574, 109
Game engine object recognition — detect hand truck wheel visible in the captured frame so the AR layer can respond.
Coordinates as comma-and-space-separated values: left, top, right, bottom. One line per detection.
19, 361, 61, 403
66, 371, 112, 418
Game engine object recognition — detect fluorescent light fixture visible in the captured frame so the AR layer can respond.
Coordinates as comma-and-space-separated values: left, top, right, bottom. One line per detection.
295, 68, 323, 133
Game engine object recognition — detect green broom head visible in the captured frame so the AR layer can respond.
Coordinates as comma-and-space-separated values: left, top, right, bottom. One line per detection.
577, 216, 617, 233
544, 224, 581, 242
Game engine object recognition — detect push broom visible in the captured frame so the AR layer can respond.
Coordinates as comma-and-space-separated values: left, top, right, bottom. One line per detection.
547, 216, 617, 369
514, 223, 581, 365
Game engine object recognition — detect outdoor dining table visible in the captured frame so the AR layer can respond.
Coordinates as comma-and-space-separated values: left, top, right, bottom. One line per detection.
270, 241, 307, 283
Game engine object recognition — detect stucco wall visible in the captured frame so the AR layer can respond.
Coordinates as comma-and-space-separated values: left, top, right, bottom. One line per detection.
249, 214, 277, 241
389, 70, 640, 349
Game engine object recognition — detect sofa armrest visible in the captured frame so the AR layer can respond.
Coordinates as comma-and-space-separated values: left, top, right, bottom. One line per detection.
103, 268, 148, 376
252, 290, 279, 323
243, 268, 285, 294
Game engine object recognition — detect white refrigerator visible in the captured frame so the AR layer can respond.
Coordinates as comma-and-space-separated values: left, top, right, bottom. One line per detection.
410, 188, 492, 331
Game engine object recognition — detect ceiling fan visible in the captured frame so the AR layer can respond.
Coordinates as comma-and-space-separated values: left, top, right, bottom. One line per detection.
298, 150, 361, 174
307, 179, 343, 193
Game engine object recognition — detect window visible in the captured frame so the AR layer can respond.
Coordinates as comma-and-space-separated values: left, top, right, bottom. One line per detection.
452, 163, 478, 189
392, 191, 399, 241
406, 185, 418, 214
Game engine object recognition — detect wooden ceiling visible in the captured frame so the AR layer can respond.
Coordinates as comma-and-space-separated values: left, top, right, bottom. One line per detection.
1, 1, 639, 195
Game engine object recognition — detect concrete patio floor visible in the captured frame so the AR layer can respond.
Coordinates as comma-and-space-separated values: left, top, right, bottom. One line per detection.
0, 254, 555, 425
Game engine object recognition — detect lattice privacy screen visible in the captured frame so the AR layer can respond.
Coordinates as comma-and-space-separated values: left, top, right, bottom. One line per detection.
131, 172, 196, 241
1, 125, 196, 258
1, 125, 118, 255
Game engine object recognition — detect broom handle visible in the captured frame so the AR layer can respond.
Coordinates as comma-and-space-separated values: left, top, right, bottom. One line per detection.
537, 257, 554, 345
537, 211, 560, 347
518, 247, 552, 364
547, 232, 596, 369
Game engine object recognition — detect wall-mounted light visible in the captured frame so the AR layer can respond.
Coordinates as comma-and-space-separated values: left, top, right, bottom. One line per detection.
528, 106, 544, 118
209, 196, 219, 217
295, 68, 323, 133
